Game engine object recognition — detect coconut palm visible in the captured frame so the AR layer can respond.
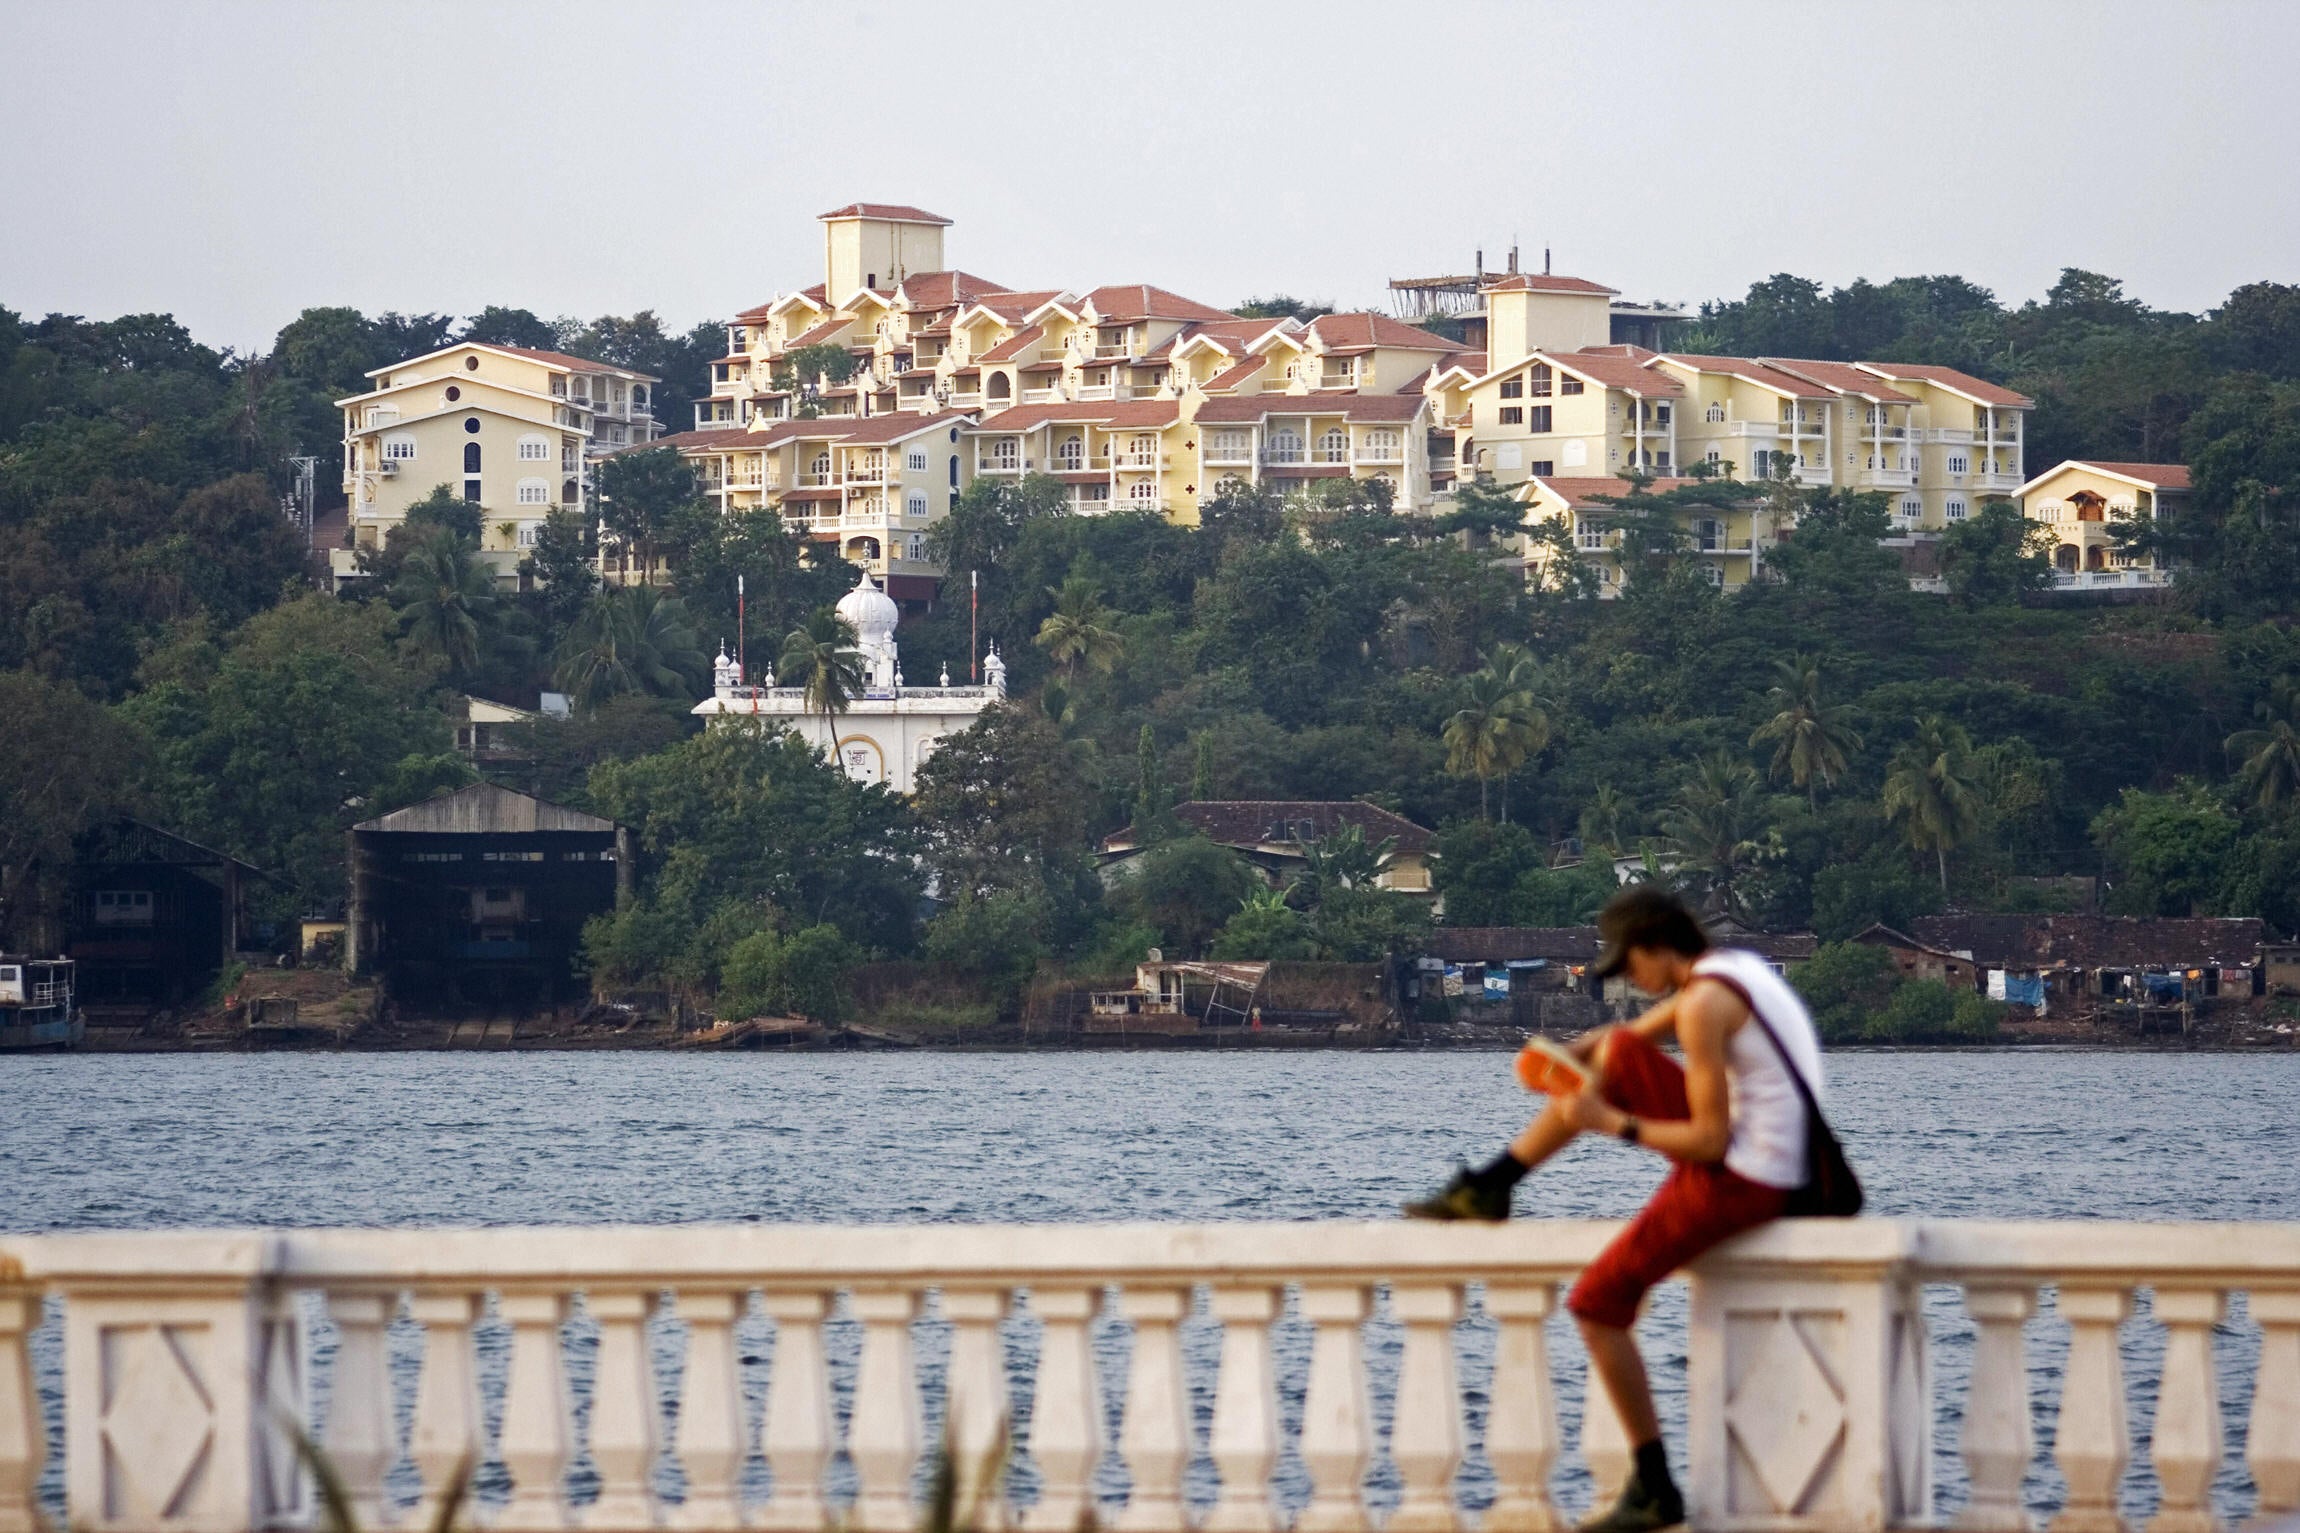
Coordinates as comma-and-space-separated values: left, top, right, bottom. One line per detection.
1579, 784, 1629, 860
391, 529, 502, 683
1445, 669, 1536, 821
1749, 653, 1864, 807
1883, 715, 1983, 895
778, 608, 866, 724
1657, 752, 1776, 922
1293, 821, 1396, 906
1033, 577, 1124, 680
552, 586, 707, 709
2227, 686, 2300, 812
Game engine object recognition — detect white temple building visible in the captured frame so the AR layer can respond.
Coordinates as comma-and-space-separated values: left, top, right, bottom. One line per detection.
693, 569, 1003, 793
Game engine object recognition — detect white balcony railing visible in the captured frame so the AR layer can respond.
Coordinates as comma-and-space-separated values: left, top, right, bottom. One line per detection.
3, 1221, 2298, 1533
2054, 567, 2175, 589
1353, 447, 1405, 465
975, 455, 1029, 475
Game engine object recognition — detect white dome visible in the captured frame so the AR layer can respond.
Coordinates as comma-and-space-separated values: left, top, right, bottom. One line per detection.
835, 569, 899, 638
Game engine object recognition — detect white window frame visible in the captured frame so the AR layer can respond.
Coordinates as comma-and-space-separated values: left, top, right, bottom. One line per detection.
516, 478, 550, 506
906, 448, 928, 470
1948, 454, 1969, 475
382, 434, 418, 461
1946, 498, 1969, 520
516, 434, 551, 462
1899, 496, 1923, 519
516, 521, 544, 548
906, 490, 929, 519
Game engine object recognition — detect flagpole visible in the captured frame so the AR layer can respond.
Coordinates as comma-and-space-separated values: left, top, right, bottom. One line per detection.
737, 574, 746, 684
970, 568, 979, 683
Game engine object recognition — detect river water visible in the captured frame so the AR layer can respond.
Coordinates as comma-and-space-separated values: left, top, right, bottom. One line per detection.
6, 1049, 2296, 1524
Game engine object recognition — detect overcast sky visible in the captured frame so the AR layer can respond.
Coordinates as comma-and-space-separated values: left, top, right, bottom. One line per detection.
4, 0, 2294, 352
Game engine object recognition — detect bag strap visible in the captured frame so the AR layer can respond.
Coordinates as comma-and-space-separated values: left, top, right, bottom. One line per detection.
1695, 963, 1827, 1119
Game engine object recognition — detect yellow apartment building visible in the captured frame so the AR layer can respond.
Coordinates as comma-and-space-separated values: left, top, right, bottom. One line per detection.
335, 342, 659, 586
2017, 460, 2185, 590
641, 410, 976, 597
1517, 476, 1776, 596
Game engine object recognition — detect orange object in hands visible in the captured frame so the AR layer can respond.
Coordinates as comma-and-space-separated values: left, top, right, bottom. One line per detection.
1514, 1035, 1597, 1097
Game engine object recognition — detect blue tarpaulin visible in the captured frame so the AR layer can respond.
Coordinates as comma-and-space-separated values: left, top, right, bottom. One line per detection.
2143, 972, 2187, 1002
2000, 973, 2046, 1007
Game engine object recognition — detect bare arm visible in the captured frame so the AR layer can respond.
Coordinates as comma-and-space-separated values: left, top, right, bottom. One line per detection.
1567, 978, 1743, 1163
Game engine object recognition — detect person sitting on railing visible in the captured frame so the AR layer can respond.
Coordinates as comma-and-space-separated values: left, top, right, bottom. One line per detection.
1404, 886, 1828, 1533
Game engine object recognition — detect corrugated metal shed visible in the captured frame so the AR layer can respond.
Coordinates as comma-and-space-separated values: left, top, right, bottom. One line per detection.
354, 783, 617, 835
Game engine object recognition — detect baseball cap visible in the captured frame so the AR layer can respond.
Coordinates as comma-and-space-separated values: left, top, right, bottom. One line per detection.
1590, 885, 1710, 978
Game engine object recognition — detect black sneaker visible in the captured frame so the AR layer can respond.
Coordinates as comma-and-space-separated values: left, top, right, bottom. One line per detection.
1576, 1474, 1684, 1533
1401, 1165, 1511, 1221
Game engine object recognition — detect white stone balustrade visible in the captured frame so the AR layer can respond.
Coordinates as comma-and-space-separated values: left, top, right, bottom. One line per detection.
1, 1221, 2297, 1533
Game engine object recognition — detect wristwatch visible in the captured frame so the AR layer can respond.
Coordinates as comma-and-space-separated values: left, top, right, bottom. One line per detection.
1616, 1115, 1640, 1144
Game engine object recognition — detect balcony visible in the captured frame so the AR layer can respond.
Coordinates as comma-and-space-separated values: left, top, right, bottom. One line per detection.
1926, 428, 1977, 445
1261, 446, 1306, 465
9, 1220, 2295, 1533
1777, 415, 1826, 435
794, 472, 840, 489
1092, 341, 1132, 359
1853, 467, 1920, 490
2053, 567, 2175, 590
1353, 446, 1405, 465
1203, 445, 1256, 466
974, 455, 1031, 475
946, 392, 984, 409
1022, 387, 1064, 404
1074, 384, 1115, 401
1318, 372, 1359, 391
1721, 421, 1781, 438
1091, 452, 1169, 472
1972, 471, 2022, 492
845, 463, 891, 486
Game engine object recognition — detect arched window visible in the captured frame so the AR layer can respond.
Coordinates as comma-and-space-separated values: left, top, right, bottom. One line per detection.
1529, 363, 1552, 398
1129, 481, 1159, 502
810, 451, 831, 479
991, 438, 1019, 469
516, 478, 550, 505
1056, 435, 1083, 469
464, 442, 482, 473
562, 479, 579, 504
1317, 428, 1348, 463
987, 374, 1012, 401
906, 491, 929, 519
516, 434, 550, 461
1267, 428, 1302, 464
1945, 498, 1968, 520
1705, 402, 1725, 423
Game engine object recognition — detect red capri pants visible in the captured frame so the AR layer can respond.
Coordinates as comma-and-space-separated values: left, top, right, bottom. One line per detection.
1564, 1028, 1791, 1329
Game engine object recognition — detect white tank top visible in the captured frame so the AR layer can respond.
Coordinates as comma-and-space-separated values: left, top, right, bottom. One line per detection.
1690, 948, 1825, 1190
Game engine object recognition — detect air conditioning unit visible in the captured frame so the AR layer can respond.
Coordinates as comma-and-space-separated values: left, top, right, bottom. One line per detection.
379, 460, 400, 476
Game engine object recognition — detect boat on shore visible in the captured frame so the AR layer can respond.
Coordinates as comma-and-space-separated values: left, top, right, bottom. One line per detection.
0, 955, 82, 1050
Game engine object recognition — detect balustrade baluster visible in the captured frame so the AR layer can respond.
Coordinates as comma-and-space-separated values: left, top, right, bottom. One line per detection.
1578, 1338, 1633, 1510
849, 1290, 922, 1533
1023, 1287, 1101, 1532
584, 1292, 658, 1532
2049, 1287, 2134, 1533
2148, 1288, 2227, 1533
1955, 1285, 2039, 1533
1204, 1286, 1281, 1533
1116, 1287, 1190, 1533
676, 1292, 749, 1531
323, 1294, 395, 1528
756, 1293, 829, 1533
1388, 1282, 1462, 1533
0, 1296, 42, 1533
257, 1288, 309, 1530
942, 1288, 1013, 1523
407, 1293, 483, 1530
2250, 1291, 2300, 1525
496, 1292, 572, 1530
1294, 1283, 1371, 1533
1484, 1283, 1562, 1533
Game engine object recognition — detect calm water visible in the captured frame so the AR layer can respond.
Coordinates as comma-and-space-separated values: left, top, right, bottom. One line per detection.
5, 1050, 2297, 1523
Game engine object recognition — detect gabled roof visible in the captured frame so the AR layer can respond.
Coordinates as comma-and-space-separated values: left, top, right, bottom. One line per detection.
978, 325, 1047, 364
1761, 358, 1919, 405
1482, 274, 1620, 297
1174, 317, 1302, 355
1083, 284, 1233, 323
769, 287, 834, 318
355, 782, 617, 835
818, 202, 952, 225
1906, 914, 2262, 969
1202, 356, 1270, 393
965, 290, 1066, 323
788, 317, 858, 348
1654, 354, 1835, 399
829, 409, 976, 444
1464, 348, 1681, 396
362, 341, 656, 383
1851, 362, 2033, 409
1523, 475, 1712, 508
2016, 459, 2193, 497
651, 426, 772, 453
1304, 312, 1461, 353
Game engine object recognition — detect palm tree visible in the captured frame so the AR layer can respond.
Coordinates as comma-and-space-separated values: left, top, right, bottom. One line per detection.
1883, 715, 1983, 895
2227, 686, 2300, 812
1657, 752, 1776, 922
1580, 785, 1629, 860
552, 587, 707, 709
1293, 822, 1396, 907
1033, 577, 1124, 680
391, 529, 502, 682
778, 608, 866, 725
1749, 653, 1864, 807
1442, 653, 1551, 821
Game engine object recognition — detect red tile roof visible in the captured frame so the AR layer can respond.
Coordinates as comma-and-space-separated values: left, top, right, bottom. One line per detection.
894, 270, 1010, 308
2068, 461, 2192, 489
1083, 284, 1233, 323
1655, 354, 1835, 399
1483, 274, 1620, 297
1552, 350, 1684, 396
817, 202, 952, 225
1106, 800, 1433, 855
967, 290, 1066, 322
1202, 356, 1269, 392
788, 318, 858, 349
1526, 475, 1716, 508
650, 427, 767, 453
1759, 358, 1918, 404
1307, 313, 1465, 352
1852, 362, 2034, 409
830, 409, 975, 443
1193, 394, 1426, 424
978, 325, 1047, 363
972, 400, 1181, 432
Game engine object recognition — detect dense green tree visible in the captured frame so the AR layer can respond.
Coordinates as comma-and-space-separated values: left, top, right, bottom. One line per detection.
0, 669, 149, 945
1750, 654, 1862, 806
391, 530, 513, 685
2227, 685, 2300, 813
1110, 836, 1257, 957
778, 608, 865, 723
1034, 576, 1124, 680
1658, 752, 1778, 922
555, 587, 708, 708
1883, 716, 1983, 894
1210, 887, 1320, 961
2092, 782, 2241, 917
1939, 501, 2053, 607
923, 891, 1053, 1000
594, 446, 711, 580
461, 307, 562, 350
